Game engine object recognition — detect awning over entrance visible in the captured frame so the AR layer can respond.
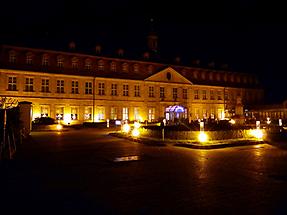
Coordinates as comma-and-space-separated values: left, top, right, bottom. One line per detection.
165, 105, 185, 113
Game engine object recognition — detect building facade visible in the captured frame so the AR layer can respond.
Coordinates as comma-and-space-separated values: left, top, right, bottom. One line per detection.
0, 45, 264, 125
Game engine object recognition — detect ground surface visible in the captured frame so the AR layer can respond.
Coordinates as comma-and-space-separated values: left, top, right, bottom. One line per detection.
1, 128, 287, 214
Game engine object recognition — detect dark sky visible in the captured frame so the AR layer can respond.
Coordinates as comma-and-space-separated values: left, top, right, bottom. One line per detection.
1, 0, 287, 103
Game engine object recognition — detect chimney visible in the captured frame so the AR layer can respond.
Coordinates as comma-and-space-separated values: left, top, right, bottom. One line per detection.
95, 45, 102, 55
192, 59, 200, 66
69, 41, 76, 50
208, 61, 215, 68
117, 48, 124, 57
143, 51, 150, 59
175, 56, 181, 64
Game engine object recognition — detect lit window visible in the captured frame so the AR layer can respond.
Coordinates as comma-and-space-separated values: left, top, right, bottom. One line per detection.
183, 89, 188, 99
123, 84, 129, 96
202, 90, 207, 100
173, 88, 178, 99
85, 59, 92, 70
149, 86, 154, 97
111, 61, 117, 72
40, 106, 49, 117
71, 107, 78, 120
98, 82, 105, 95
84, 107, 92, 120
56, 107, 64, 120
134, 85, 140, 97
42, 54, 49, 66
194, 89, 199, 99
26, 53, 33, 65
8, 77, 17, 91
160, 87, 165, 98
122, 107, 129, 120
97, 106, 105, 120
111, 83, 118, 96
122, 63, 129, 72
57, 80, 65, 93
57, 56, 64, 68
9, 50, 16, 63
110, 107, 118, 120
41, 79, 49, 92
25, 78, 34, 92
134, 107, 140, 121
85, 82, 92, 94
72, 57, 79, 69
98, 60, 104, 71
148, 107, 155, 122
133, 64, 139, 72
71, 80, 79, 94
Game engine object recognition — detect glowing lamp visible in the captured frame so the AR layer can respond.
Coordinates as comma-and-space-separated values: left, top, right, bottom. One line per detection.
250, 129, 264, 139
132, 128, 140, 137
134, 121, 141, 129
229, 119, 236, 124
198, 132, 208, 143
122, 124, 131, 133
56, 124, 63, 130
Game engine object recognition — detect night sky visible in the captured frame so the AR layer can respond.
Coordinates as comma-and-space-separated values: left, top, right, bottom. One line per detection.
1, 0, 286, 103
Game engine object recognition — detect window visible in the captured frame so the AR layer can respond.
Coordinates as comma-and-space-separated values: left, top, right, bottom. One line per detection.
123, 84, 129, 96
110, 107, 118, 120
9, 51, 16, 63
40, 106, 49, 117
123, 107, 129, 120
25, 78, 34, 92
134, 85, 140, 97
173, 88, 178, 99
111, 83, 118, 96
149, 86, 154, 97
85, 82, 92, 94
134, 107, 140, 121
8, 77, 17, 91
85, 59, 92, 70
210, 90, 214, 100
42, 54, 49, 66
194, 89, 199, 99
26, 53, 33, 65
98, 60, 104, 71
72, 57, 79, 69
98, 82, 105, 95
84, 107, 92, 120
224, 91, 229, 100
57, 80, 65, 93
148, 107, 155, 122
216, 73, 221, 81
71, 107, 78, 120
111, 61, 117, 72
133, 64, 139, 72
217, 91, 222, 100
202, 90, 207, 100
56, 107, 64, 120
160, 87, 165, 98
122, 63, 129, 72
71, 81, 79, 94
41, 79, 49, 92
183, 89, 188, 99
57, 56, 64, 68
147, 65, 153, 74
97, 106, 105, 120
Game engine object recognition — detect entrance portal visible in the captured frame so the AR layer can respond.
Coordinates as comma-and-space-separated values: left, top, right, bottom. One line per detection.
165, 105, 187, 123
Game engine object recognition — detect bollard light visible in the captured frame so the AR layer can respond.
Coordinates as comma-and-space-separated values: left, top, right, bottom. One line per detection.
122, 124, 130, 133
198, 131, 208, 143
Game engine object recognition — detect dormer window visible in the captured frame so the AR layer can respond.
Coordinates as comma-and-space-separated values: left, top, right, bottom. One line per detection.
216, 73, 221, 81
57, 56, 64, 68
9, 50, 16, 63
26, 53, 33, 65
133, 64, 139, 72
42, 54, 49, 66
230, 74, 235, 82
72, 57, 79, 69
209, 72, 213, 81
84, 59, 92, 70
236, 75, 241, 83
201, 71, 206, 80
193, 71, 198, 79
122, 63, 129, 72
98, 60, 104, 71
110, 61, 117, 72
147, 65, 153, 74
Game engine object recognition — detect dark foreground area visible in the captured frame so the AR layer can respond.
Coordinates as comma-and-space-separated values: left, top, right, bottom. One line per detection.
1, 128, 287, 214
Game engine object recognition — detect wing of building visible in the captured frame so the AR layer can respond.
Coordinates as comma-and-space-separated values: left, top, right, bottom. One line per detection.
0, 44, 264, 124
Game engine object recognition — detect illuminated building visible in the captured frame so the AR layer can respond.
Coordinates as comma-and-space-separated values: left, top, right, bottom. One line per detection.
0, 36, 264, 125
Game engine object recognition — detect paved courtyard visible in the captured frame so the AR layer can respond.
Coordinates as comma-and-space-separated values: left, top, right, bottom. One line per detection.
1, 128, 287, 214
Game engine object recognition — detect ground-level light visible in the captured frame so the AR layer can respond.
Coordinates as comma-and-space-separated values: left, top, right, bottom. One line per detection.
250, 129, 264, 140
56, 124, 63, 130
122, 124, 131, 133
132, 128, 140, 137
198, 131, 208, 143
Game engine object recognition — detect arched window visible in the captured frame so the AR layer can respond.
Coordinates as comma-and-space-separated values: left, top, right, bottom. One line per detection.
57, 55, 64, 68
72, 57, 79, 69
110, 61, 117, 72
26, 52, 33, 65
133, 64, 139, 72
84, 58, 92, 70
